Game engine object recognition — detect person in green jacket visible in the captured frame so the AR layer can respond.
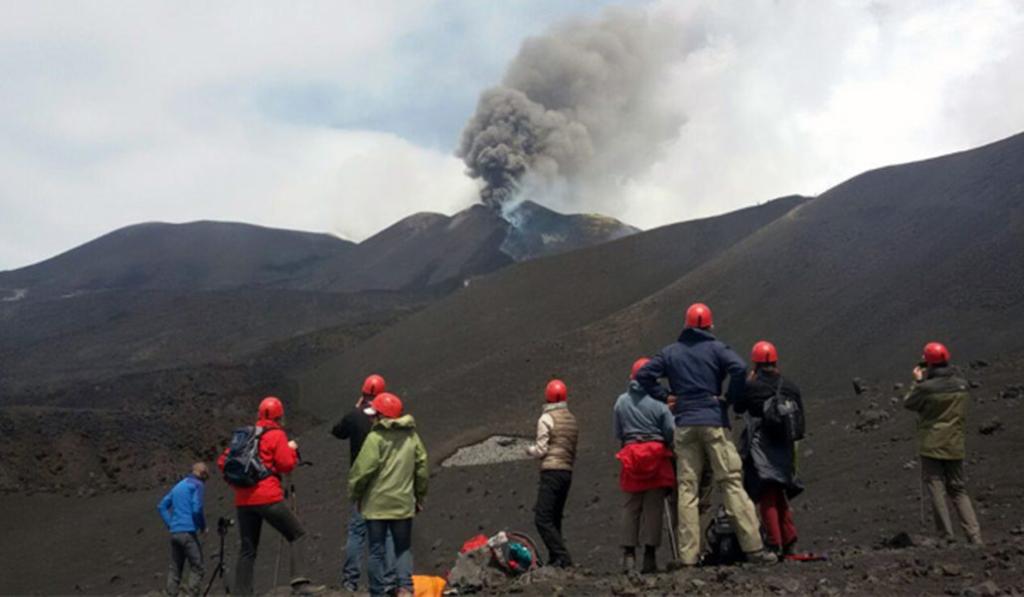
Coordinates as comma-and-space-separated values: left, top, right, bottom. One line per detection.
348, 392, 428, 597
903, 342, 983, 545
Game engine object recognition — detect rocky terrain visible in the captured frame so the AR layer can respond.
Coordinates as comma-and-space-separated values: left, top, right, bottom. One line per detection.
1, 354, 1021, 595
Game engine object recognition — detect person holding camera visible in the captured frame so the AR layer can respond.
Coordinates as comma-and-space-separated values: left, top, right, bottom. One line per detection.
734, 341, 805, 557
217, 397, 325, 595
903, 342, 983, 545
157, 462, 209, 597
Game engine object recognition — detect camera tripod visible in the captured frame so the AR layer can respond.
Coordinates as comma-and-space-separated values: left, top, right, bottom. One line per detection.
204, 517, 233, 596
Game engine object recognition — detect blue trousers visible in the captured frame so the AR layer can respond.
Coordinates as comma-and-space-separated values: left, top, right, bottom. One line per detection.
343, 505, 395, 589
366, 518, 412, 597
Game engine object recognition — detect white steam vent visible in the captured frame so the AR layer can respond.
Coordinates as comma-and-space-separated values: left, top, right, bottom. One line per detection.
441, 435, 535, 468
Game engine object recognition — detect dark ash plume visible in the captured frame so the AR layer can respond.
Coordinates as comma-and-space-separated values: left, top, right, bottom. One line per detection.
457, 9, 685, 212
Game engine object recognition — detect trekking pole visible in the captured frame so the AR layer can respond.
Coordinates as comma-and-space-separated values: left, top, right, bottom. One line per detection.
272, 475, 291, 589
664, 497, 679, 561
272, 455, 313, 588
919, 456, 926, 527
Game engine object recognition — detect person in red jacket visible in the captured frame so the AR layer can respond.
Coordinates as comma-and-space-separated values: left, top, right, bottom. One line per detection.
217, 397, 324, 595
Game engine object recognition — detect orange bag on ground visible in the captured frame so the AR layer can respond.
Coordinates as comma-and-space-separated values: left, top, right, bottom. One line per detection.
413, 575, 447, 597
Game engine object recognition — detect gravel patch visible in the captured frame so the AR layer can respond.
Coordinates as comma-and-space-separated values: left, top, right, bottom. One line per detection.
442, 435, 535, 467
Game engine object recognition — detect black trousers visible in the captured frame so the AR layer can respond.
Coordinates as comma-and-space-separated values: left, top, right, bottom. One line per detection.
234, 502, 308, 595
534, 469, 573, 567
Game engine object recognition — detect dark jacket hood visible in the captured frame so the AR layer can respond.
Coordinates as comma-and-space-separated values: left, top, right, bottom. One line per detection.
678, 327, 716, 343
627, 379, 647, 398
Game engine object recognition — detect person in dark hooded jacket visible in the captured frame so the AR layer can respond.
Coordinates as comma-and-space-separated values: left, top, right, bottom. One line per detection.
637, 303, 775, 566
734, 341, 805, 556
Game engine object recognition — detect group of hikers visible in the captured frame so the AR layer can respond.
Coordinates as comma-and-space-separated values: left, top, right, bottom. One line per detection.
156, 301, 984, 596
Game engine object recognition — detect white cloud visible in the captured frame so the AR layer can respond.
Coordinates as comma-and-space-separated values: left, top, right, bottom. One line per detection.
612, 0, 1024, 228
1, 1, 1022, 269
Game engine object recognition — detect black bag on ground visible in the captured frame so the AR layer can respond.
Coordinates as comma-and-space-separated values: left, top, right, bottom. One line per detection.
762, 377, 805, 442
702, 506, 745, 566
222, 426, 272, 487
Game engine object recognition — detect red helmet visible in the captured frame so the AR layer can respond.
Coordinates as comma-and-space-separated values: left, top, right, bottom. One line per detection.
685, 303, 713, 329
630, 358, 650, 380
545, 379, 568, 403
258, 396, 284, 421
922, 342, 950, 366
361, 374, 387, 397
365, 392, 403, 418
751, 341, 778, 364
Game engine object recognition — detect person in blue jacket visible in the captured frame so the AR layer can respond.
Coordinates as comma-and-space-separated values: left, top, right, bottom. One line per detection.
636, 303, 775, 566
158, 462, 209, 596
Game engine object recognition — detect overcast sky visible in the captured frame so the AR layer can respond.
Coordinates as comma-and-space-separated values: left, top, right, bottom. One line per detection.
2, 0, 1023, 270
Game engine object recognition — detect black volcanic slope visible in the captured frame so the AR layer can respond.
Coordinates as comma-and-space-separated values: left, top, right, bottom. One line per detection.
0, 288, 428, 394
0, 203, 640, 299
0, 221, 353, 297
299, 195, 808, 422
300, 132, 1024, 442
304, 205, 513, 292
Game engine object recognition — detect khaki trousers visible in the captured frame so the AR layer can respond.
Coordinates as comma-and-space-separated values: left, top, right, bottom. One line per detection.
621, 487, 670, 548
921, 456, 982, 543
675, 426, 763, 564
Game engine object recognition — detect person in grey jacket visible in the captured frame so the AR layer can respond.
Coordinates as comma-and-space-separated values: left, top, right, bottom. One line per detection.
613, 358, 676, 573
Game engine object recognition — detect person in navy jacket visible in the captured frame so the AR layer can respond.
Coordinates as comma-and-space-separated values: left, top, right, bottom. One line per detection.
157, 462, 209, 596
636, 303, 776, 566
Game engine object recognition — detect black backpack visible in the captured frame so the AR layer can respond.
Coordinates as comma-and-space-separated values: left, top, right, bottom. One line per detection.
762, 377, 805, 442
702, 506, 745, 565
222, 426, 274, 487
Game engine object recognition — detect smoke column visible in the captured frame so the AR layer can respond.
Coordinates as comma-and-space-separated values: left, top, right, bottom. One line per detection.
457, 9, 686, 213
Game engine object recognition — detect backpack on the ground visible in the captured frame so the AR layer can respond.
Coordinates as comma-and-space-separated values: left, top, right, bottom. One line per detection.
222, 426, 273, 487
702, 506, 745, 566
762, 377, 805, 442
448, 531, 540, 591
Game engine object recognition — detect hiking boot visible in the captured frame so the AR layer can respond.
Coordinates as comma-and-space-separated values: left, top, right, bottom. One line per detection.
622, 553, 636, 574
745, 549, 779, 566
782, 542, 798, 557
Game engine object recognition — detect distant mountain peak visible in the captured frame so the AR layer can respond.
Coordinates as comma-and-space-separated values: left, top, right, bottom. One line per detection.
497, 200, 640, 261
